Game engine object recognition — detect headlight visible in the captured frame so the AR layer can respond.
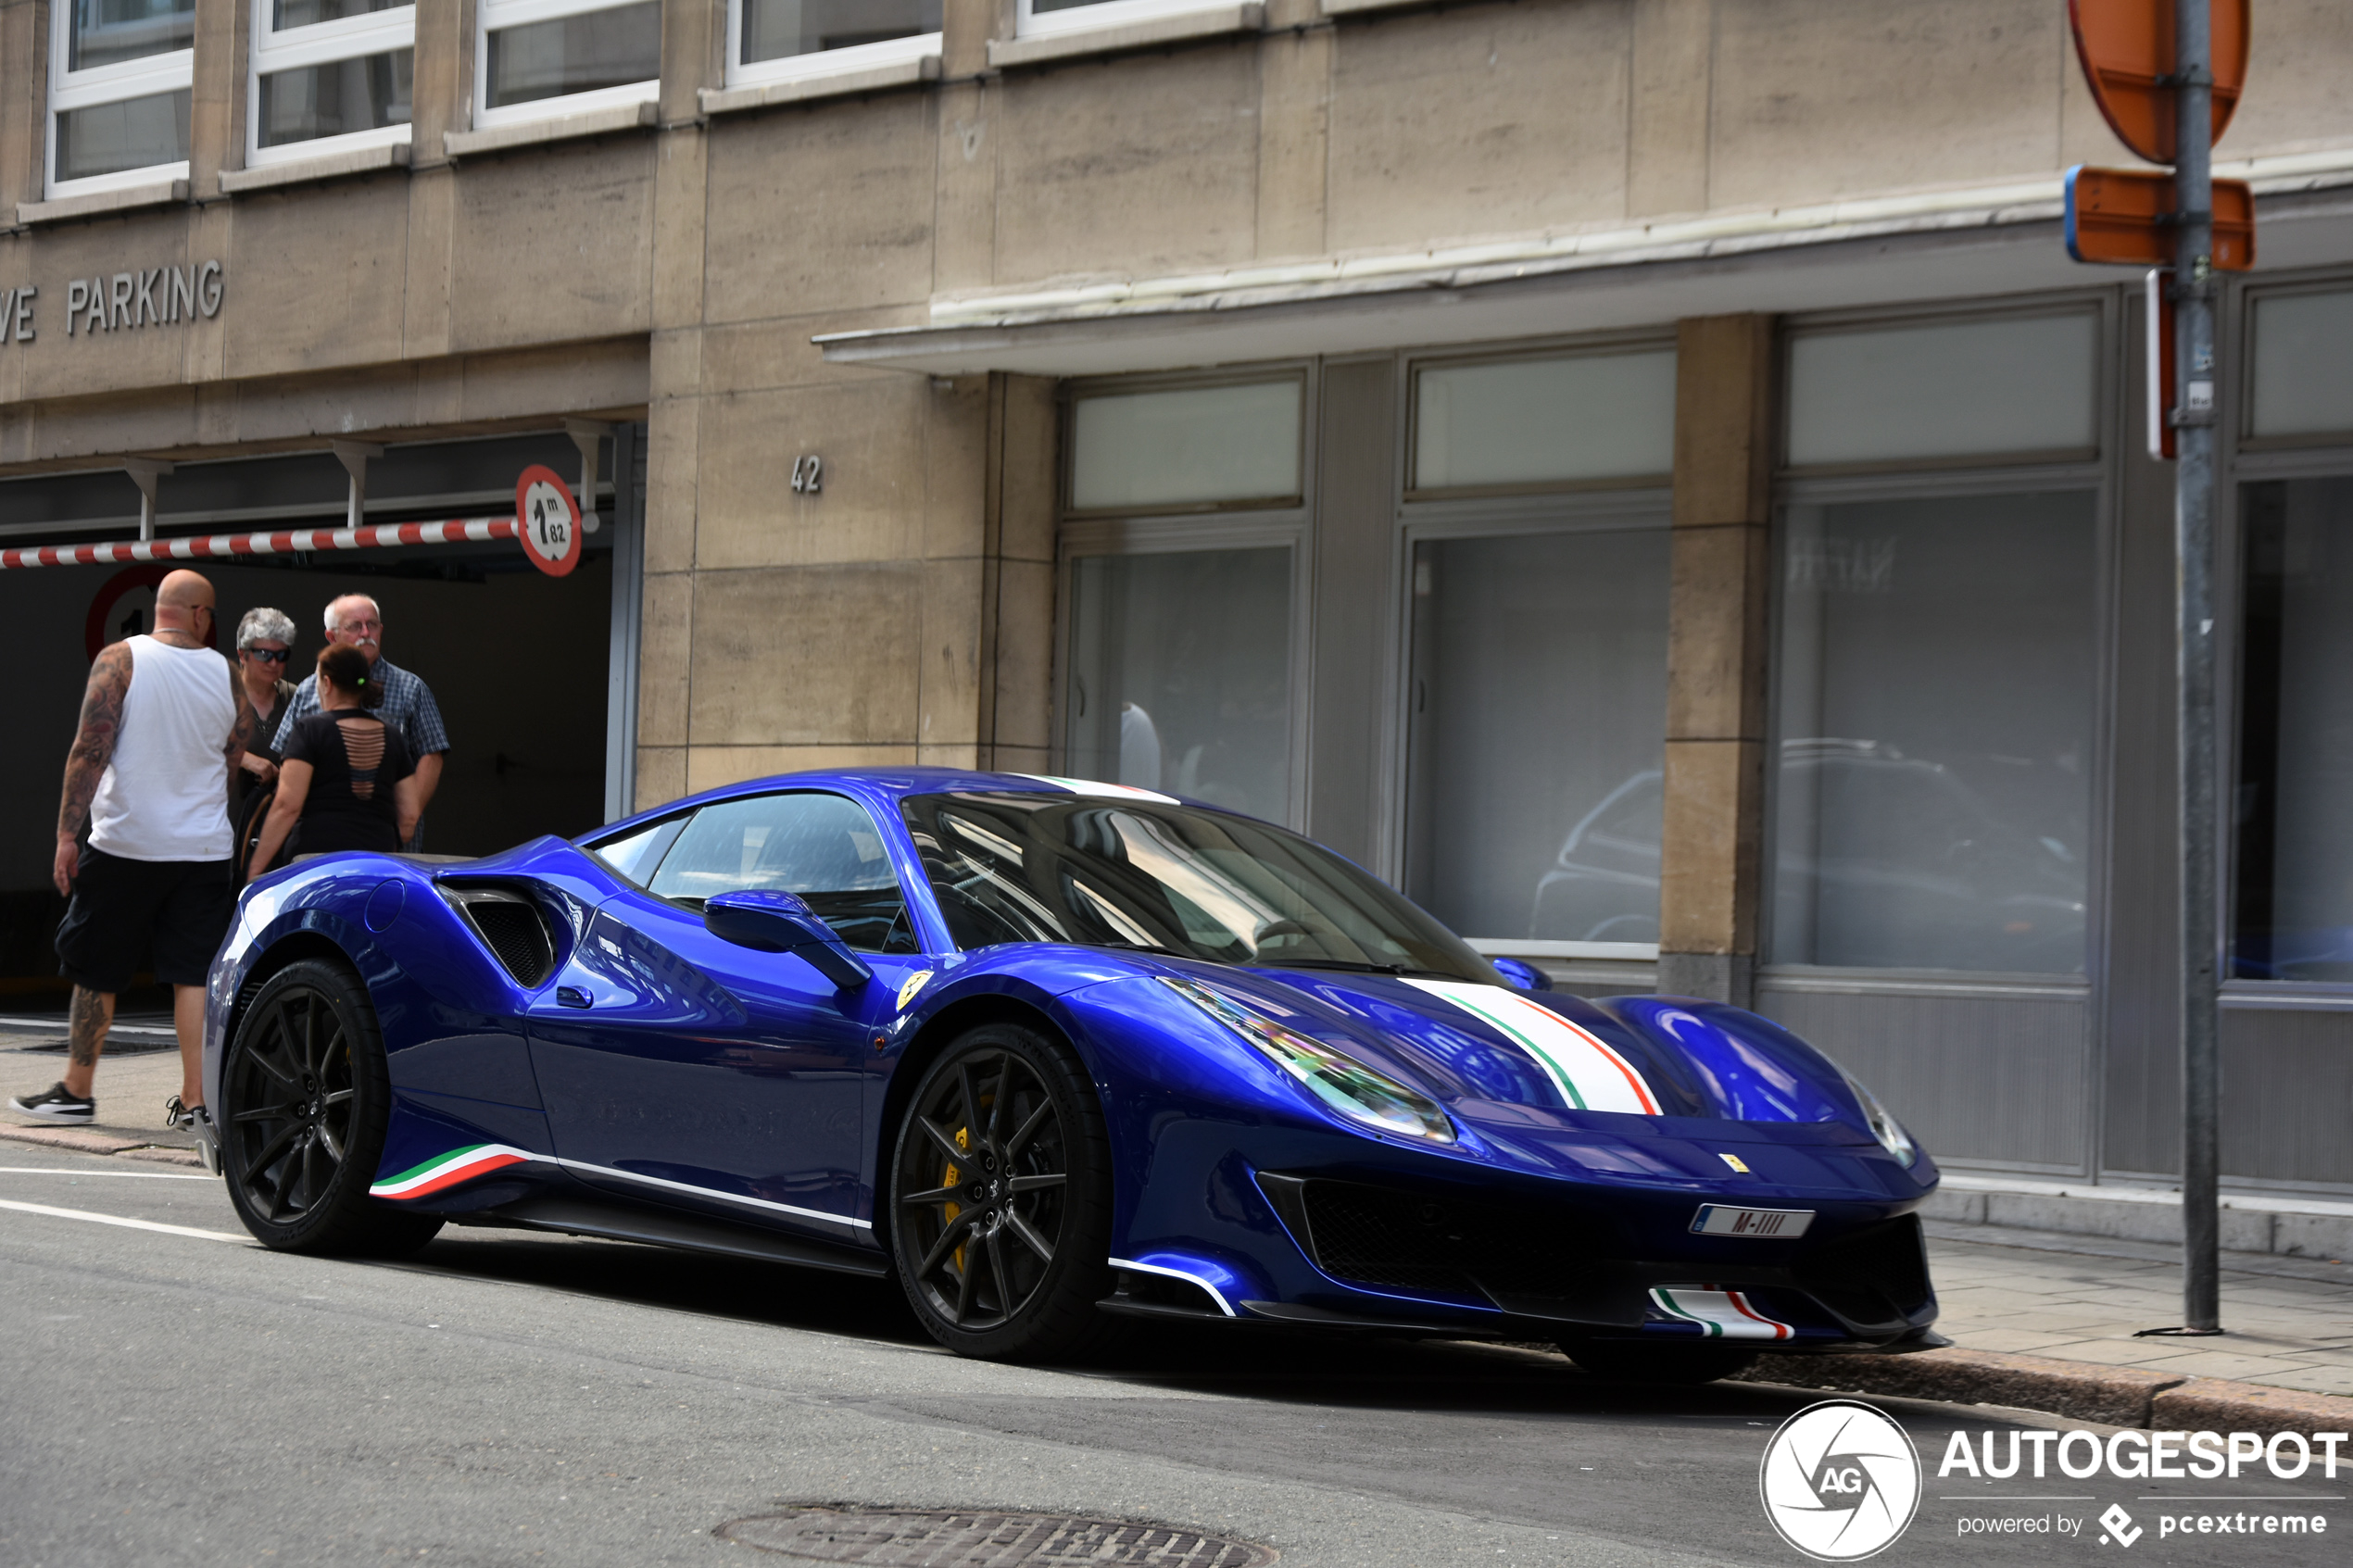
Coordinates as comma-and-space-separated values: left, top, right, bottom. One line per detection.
1159, 975, 1454, 1144
1839, 1066, 1919, 1167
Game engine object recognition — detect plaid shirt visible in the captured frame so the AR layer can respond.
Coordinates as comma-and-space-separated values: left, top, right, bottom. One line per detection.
272, 656, 450, 759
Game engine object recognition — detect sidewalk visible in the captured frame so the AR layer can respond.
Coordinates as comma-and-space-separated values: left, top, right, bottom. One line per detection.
0, 1025, 202, 1163
1926, 1220, 2353, 1399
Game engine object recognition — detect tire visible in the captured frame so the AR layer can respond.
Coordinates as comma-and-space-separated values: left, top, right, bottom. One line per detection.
1560, 1338, 1757, 1386
220, 958, 444, 1258
887, 1022, 1118, 1361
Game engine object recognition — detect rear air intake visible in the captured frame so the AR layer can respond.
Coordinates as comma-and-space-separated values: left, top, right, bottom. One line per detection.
440, 887, 556, 987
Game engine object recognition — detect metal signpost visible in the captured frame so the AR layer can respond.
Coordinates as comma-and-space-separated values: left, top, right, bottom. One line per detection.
2064, 0, 2253, 1336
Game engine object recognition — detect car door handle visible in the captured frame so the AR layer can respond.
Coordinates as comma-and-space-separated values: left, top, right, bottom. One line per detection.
556, 985, 593, 1010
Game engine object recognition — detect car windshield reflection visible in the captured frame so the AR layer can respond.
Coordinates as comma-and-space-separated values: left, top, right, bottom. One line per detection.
900, 791, 1491, 981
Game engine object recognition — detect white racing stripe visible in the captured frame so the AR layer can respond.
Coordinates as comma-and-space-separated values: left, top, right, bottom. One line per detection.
0, 1197, 245, 1242
0, 1166, 213, 1180
1403, 979, 1662, 1114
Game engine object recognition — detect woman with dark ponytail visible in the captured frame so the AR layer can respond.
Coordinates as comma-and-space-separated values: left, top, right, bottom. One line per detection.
245, 645, 421, 877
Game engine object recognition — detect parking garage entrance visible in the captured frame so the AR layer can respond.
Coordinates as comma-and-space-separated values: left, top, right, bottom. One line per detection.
0, 428, 645, 996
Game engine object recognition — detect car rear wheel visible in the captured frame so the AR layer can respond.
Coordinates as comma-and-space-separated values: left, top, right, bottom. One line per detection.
220, 958, 443, 1258
1560, 1339, 1757, 1386
888, 1022, 1117, 1361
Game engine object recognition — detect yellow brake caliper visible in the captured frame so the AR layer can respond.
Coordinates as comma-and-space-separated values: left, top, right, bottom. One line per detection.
942, 1126, 967, 1274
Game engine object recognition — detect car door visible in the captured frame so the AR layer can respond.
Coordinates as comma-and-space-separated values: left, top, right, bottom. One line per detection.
526, 790, 927, 1238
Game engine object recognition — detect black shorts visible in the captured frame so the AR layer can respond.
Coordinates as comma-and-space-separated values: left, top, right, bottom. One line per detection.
54, 847, 236, 994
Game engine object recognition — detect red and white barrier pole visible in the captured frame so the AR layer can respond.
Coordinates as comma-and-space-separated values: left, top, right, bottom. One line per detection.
0, 516, 519, 571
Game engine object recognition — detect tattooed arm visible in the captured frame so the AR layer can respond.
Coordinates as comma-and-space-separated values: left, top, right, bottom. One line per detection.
55, 642, 133, 896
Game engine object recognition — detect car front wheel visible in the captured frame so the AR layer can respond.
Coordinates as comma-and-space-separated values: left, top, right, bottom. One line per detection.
888, 1022, 1116, 1361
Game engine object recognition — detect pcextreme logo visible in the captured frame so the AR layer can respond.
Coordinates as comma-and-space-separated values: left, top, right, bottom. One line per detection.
1759, 1399, 1924, 1561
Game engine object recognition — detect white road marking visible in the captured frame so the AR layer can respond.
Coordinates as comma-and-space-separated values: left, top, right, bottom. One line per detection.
0, 1198, 245, 1242
0, 1165, 214, 1180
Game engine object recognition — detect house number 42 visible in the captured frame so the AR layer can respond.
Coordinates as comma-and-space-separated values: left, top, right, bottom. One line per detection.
790, 456, 824, 494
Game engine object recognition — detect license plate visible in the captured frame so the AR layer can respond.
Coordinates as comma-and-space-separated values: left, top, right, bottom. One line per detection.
1691, 1204, 1814, 1238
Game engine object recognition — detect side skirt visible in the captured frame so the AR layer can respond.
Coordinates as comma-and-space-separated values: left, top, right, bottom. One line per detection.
452, 1193, 891, 1278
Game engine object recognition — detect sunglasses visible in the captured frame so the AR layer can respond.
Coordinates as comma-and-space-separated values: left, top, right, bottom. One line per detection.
244, 646, 292, 663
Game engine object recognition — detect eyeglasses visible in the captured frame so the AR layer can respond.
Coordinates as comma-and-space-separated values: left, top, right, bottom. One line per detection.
335, 620, 384, 634
243, 646, 292, 663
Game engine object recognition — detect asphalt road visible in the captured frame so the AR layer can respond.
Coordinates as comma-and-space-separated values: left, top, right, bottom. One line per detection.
1, 1151, 2338, 1568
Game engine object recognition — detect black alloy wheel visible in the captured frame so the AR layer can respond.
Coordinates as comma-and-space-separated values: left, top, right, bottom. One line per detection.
220, 958, 442, 1257
888, 1023, 1117, 1361
1559, 1338, 1758, 1386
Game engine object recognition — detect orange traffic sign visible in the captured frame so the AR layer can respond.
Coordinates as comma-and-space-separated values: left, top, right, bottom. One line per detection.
2068, 0, 2247, 165
2066, 167, 2255, 270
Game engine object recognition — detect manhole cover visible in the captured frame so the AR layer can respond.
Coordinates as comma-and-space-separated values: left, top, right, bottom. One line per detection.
719, 1507, 1277, 1567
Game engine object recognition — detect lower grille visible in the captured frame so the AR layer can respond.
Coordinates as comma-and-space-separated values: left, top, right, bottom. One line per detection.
1291, 1179, 1612, 1302
1792, 1213, 1932, 1324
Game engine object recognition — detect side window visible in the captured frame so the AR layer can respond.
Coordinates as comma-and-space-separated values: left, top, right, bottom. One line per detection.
585, 814, 686, 884
647, 793, 917, 955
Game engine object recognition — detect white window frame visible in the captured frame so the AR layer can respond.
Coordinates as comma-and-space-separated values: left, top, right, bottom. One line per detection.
1015, 0, 1229, 38
47, 0, 194, 198
247, 0, 415, 169
724, 0, 939, 90
475, 0, 661, 129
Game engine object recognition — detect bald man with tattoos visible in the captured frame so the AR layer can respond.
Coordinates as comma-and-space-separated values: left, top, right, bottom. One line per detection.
8, 570, 258, 1132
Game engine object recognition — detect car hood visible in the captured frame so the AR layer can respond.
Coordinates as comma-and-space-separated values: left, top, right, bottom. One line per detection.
1191, 963, 1894, 1146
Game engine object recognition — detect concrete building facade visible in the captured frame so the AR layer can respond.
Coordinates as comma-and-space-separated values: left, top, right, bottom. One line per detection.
4, 0, 2353, 1194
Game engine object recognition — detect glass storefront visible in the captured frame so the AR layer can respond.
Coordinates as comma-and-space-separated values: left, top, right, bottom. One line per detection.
1063, 546, 1293, 825
1769, 491, 2096, 974
2233, 476, 2353, 981
1403, 525, 1668, 944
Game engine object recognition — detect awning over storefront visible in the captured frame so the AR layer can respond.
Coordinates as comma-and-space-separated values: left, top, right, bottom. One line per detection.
817, 151, 2353, 377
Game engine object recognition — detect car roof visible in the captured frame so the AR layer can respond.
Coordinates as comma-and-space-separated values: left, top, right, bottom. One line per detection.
586, 767, 1212, 841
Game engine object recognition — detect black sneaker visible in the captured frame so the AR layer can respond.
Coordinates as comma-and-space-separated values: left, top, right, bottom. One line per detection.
9, 1082, 95, 1124
164, 1095, 202, 1131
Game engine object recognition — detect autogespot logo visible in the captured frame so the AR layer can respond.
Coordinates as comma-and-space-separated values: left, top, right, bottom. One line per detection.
1760, 1399, 1924, 1561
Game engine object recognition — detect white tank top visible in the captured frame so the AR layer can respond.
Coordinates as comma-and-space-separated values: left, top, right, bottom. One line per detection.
87, 635, 238, 862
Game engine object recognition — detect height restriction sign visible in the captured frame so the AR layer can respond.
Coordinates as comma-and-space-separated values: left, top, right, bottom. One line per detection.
515, 464, 583, 578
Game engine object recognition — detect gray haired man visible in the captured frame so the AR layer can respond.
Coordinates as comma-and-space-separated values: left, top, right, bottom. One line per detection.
271, 593, 449, 844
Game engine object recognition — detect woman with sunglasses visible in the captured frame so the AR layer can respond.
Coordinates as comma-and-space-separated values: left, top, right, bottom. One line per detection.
232, 608, 299, 809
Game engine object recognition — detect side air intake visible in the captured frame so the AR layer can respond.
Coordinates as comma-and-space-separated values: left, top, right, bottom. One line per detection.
440, 886, 557, 987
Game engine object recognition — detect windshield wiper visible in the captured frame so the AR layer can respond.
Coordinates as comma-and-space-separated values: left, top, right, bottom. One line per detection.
1254, 956, 1457, 980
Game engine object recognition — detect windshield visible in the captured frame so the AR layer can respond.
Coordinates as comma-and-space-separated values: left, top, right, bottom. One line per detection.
901, 791, 1494, 981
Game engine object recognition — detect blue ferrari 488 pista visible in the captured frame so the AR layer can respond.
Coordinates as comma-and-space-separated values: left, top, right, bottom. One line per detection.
201, 769, 1943, 1378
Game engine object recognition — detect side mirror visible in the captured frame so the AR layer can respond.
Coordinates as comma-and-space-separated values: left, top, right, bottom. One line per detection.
1490, 955, 1553, 993
703, 890, 873, 989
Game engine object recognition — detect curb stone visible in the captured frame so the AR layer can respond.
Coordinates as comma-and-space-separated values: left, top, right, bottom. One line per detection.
0, 1123, 146, 1157
1739, 1347, 2353, 1438
0, 1123, 203, 1165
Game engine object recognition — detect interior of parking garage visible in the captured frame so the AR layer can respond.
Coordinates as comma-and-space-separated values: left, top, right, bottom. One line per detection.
0, 428, 642, 995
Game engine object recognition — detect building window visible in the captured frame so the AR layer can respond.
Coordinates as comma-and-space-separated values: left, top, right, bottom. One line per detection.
477, 0, 660, 124
729, 0, 940, 86
1064, 546, 1296, 824
1403, 522, 1669, 950
249, 0, 413, 163
1016, 0, 1233, 38
48, 0, 195, 195
1785, 312, 2098, 469
2233, 476, 2353, 982
2246, 287, 2353, 443
1411, 349, 1676, 494
1060, 375, 1306, 825
1769, 491, 2098, 974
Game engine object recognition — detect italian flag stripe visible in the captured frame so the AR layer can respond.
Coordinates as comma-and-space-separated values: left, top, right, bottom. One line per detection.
1649, 1286, 1793, 1340
1403, 980, 1662, 1115
370, 1144, 534, 1200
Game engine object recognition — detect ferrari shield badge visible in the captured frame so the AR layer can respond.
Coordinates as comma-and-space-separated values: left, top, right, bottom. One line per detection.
897, 970, 934, 1012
